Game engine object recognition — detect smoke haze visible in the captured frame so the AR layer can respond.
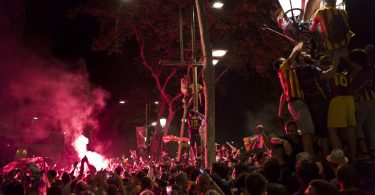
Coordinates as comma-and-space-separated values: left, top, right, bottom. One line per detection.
0, 35, 109, 163
244, 103, 283, 136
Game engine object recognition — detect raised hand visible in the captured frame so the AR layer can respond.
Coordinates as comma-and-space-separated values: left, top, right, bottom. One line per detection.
256, 125, 264, 132
82, 155, 88, 163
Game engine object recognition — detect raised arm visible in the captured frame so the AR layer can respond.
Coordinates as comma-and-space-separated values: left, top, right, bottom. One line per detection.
79, 156, 88, 176
70, 161, 79, 176
288, 42, 304, 64
256, 125, 272, 153
310, 11, 321, 32
319, 64, 338, 79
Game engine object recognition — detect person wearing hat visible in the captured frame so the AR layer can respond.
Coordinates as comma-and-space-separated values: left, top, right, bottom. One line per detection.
326, 149, 349, 183
326, 149, 348, 166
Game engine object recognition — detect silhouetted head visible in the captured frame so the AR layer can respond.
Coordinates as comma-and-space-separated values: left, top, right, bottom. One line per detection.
273, 58, 286, 71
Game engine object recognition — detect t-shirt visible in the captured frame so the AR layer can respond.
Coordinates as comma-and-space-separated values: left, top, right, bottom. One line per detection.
352, 67, 375, 102
296, 64, 330, 104
278, 60, 304, 102
188, 114, 202, 135
330, 72, 352, 97
310, 7, 352, 50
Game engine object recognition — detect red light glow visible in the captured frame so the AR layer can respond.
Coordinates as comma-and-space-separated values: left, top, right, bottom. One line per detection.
73, 135, 108, 170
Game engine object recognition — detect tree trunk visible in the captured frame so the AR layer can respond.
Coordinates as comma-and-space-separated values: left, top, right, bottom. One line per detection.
163, 106, 175, 136
195, 0, 215, 168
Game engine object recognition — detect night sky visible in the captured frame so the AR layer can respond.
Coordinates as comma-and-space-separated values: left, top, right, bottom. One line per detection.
1, 0, 375, 156
21, 0, 281, 146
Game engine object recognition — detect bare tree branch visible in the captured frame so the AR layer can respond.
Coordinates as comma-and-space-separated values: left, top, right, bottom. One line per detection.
162, 67, 178, 91
171, 92, 183, 104
135, 28, 170, 103
215, 67, 229, 83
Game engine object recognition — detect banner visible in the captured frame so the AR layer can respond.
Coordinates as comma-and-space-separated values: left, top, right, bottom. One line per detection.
2, 157, 44, 174
136, 126, 145, 149
243, 134, 263, 152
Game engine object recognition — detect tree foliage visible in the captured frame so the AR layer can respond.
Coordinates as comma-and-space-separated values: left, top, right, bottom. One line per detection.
69, 0, 291, 74
68, 0, 293, 134
206, 0, 291, 75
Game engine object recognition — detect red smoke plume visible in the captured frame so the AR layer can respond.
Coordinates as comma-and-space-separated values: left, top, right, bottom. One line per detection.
0, 36, 109, 166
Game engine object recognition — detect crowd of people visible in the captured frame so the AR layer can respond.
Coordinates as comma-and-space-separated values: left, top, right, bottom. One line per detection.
273, 0, 375, 165
1, 0, 375, 194
1, 129, 374, 195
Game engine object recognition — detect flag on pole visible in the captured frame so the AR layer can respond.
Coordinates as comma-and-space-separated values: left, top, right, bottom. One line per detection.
136, 127, 145, 149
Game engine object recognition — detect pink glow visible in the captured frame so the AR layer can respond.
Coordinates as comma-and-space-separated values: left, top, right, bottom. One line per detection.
0, 34, 110, 166
73, 135, 108, 170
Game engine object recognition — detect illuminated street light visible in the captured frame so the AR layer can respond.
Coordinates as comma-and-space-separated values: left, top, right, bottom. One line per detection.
159, 118, 166, 128
212, 49, 227, 66
154, 101, 159, 105
151, 122, 157, 127
119, 100, 126, 104
213, 59, 219, 66
159, 117, 167, 151
212, 2, 224, 9
212, 49, 227, 57
33, 117, 39, 120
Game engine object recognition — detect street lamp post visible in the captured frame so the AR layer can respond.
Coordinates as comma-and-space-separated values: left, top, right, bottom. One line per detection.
120, 100, 159, 148
159, 117, 166, 153
145, 101, 160, 147
145, 102, 150, 146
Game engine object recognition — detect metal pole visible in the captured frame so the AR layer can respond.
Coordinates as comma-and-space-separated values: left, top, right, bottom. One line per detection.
192, 4, 198, 112
145, 102, 149, 146
289, 0, 296, 22
177, 5, 186, 161
195, 0, 215, 168
179, 6, 184, 63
